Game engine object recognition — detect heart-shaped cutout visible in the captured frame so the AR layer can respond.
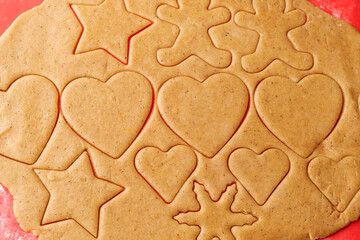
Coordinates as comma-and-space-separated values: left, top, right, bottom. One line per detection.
255, 74, 343, 158
228, 148, 290, 205
0, 75, 58, 164
308, 156, 360, 212
135, 145, 197, 203
158, 73, 249, 157
62, 71, 153, 158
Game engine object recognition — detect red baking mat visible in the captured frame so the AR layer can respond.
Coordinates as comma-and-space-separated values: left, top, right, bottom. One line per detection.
0, 0, 359, 239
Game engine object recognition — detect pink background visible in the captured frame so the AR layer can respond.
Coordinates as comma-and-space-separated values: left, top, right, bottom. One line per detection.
0, 0, 359, 239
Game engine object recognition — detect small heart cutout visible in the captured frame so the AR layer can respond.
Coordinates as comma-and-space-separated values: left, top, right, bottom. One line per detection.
135, 145, 197, 203
255, 74, 343, 158
62, 71, 153, 158
0, 75, 58, 164
308, 156, 360, 212
158, 73, 249, 157
228, 148, 290, 205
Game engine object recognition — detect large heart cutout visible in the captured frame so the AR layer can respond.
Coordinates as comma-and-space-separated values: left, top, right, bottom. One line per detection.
62, 71, 153, 158
158, 73, 249, 157
308, 156, 360, 212
0, 75, 58, 164
135, 145, 197, 203
228, 148, 290, 205
255, 74, 343, 158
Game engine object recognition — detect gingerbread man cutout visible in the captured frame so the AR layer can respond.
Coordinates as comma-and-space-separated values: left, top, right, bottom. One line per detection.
235, 0, 314, 72
157, 0, 232, 68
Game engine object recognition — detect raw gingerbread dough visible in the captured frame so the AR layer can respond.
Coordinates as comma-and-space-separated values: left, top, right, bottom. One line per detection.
0, 0, 359, 239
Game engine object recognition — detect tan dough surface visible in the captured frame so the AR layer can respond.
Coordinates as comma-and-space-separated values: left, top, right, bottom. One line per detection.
0, 0, 359, 239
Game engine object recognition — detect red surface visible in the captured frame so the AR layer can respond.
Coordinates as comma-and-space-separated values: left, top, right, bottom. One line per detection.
0, 0, 43, 35
0, 185, 37, 240
325, 221, 360, 240
308, 0, 360, 31
0, 0, 359, 240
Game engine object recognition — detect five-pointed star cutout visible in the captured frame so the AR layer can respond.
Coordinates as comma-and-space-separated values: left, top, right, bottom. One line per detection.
71, 0, 152, 64
174, 182, 257, 240
35, 151, 123, 237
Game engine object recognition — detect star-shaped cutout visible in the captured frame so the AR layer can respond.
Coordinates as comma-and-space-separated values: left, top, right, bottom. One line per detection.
174, 182, 257, 240
71, 0, 152, 64
235, 0, 314, 72
157, 0, 232, 68
35, 151, 123, 237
